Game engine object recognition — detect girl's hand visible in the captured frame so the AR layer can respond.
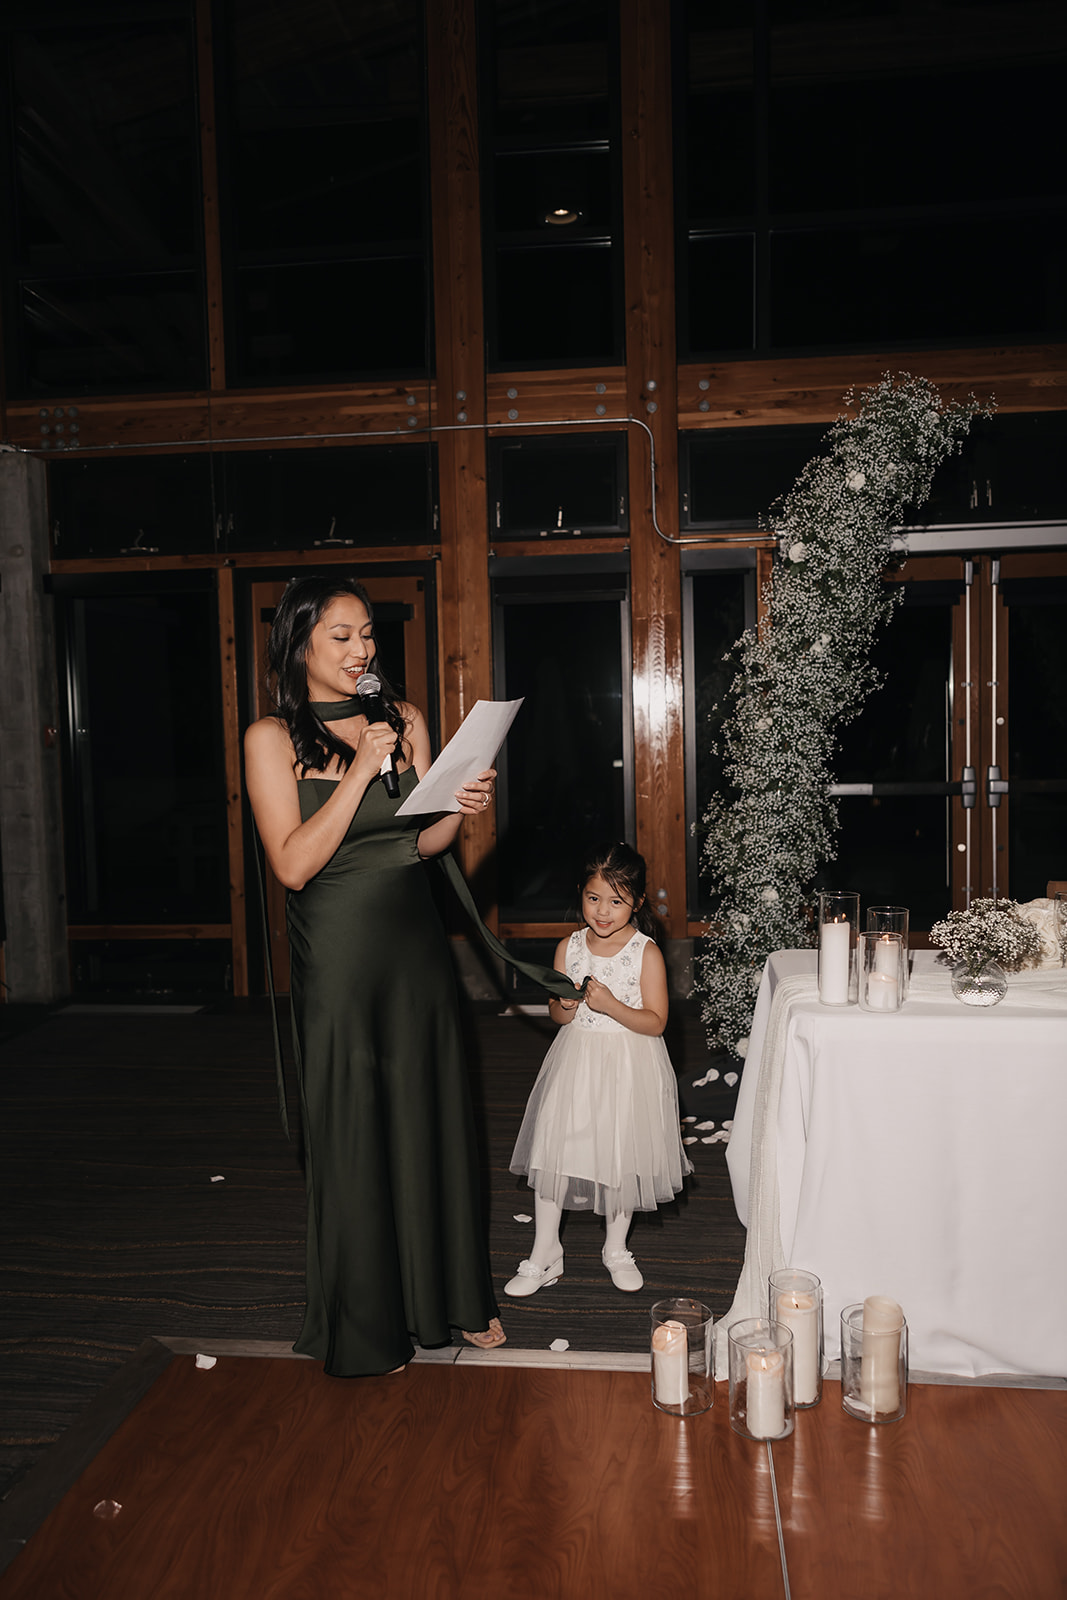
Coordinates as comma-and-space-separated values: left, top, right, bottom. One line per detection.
583, 976, 615, 1015
455, 767, 496, 816
351, 720, 399, 787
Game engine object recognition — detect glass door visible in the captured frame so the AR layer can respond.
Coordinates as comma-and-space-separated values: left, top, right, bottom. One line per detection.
825, 549, 1067, 930
984, 552, 1067, 902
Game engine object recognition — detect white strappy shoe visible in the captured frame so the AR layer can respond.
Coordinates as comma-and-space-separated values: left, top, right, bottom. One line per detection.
504, 1256, 564, 1297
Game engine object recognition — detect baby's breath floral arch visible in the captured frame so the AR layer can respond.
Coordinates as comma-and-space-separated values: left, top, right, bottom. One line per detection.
694, 374, 988, 1060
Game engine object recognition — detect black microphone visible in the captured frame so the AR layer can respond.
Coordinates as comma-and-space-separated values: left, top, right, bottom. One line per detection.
354, 674, 400, 798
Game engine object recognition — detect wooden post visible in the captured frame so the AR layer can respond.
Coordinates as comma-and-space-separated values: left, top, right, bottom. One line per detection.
194, 0, 226, 392
217, 565, 248, 995
426, 0, 497, 908
621, 0, 686, 938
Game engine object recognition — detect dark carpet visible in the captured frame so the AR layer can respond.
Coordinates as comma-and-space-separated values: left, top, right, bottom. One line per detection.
0, 998, 744, 1502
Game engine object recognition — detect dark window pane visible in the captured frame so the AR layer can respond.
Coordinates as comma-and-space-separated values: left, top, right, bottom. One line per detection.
687, 567, 749, 914
826, 589, 955, 929
834, 597, 952, 786
495, 149, 612, 234
225, 0, 425, 253
683, 423, 827, 526
685, 235, 755, 353
232, 124, 424, 253
49, 455, 215, 559
1006, 586, 1067, 901
12, 25, 201, 268
20, 272, 204, 395
769, 6, 1065, 211
918, 413, 1067, 526
828, 796, 950, 930
231, 258, 428, 381
494, 579, 628, 917
224, 444, 437, 550
494, 245, 618, 364
492, 0, 612, 144
60, 589, 229, 924
493, 435, 627, 538
69, 939, 232, 999
683, 1, 755, 221
771, 215, 1067, 347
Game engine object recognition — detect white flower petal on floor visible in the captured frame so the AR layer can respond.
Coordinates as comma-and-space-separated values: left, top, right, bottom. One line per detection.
513, 1213, 532, 1223
195, 1353, 217, 1369
682, 1115, 697, 1122
209, 1175, 225, 1183
683, 1136, 698, 1145
550, 1339, 570, 1352
696, 1120, 715, 1130
724, 1071, 739, 1087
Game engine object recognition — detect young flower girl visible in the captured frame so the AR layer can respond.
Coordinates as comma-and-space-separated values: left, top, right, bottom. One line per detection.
506, 842, 691, 1296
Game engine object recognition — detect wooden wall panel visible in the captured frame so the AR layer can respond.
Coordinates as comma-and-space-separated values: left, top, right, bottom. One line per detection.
677, 345, 1067, 428
485, 369, 627, 426
427, 0, 497, 904
5, 386, 436, 456
621, 0, 687, 939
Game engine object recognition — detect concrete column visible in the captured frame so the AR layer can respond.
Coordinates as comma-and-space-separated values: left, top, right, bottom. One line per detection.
0, 450, 68, 1002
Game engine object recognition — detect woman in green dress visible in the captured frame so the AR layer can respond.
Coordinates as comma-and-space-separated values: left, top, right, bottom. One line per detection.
244, 575, 505, 1375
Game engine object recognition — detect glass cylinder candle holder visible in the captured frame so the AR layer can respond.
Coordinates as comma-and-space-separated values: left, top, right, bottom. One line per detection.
650, 1299, 714, 1417
866, 906, 910, 998
727, 1318, 794, 1441
817, 891, 859, 1005
768, 1268, 823, 1408
840, 1299, 908, 1424
857, 931, 904, 1013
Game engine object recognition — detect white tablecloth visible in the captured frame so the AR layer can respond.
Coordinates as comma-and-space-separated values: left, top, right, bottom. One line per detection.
721, 950, 1067, 1378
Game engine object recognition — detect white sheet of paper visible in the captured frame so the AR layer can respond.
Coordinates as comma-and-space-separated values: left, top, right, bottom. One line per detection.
395, 698, 524, 816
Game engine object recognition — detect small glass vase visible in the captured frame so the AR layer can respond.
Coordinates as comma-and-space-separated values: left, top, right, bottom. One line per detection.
951, 957, 1008, 1007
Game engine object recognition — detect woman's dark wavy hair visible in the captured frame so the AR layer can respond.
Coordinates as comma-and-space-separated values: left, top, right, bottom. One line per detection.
267, 575, 406, 775
579, 841, 660, 939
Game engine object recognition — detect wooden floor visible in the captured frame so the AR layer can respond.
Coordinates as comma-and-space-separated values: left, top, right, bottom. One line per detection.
1, 1350, 1064, 1599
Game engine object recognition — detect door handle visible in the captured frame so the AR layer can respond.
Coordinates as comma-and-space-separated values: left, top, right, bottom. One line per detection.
986, 765, 1009, 807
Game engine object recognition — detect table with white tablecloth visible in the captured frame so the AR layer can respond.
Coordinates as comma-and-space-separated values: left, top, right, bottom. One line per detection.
721, 949, 1067, 1378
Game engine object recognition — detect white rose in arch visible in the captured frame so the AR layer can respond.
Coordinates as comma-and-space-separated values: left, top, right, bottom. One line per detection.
755, 716, 772, 731
735, 1038, 750, 1058
760, 887, 779, 904
846, 470, 867, 491
787, 542, 808, 562
811, 639, 826, 656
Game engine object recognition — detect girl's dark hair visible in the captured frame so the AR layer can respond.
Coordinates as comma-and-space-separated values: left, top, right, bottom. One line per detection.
580, 841, 659, 939
267, 575, 406, 774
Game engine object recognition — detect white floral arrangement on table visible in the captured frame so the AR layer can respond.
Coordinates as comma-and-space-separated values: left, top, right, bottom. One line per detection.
929, 897, 1043, 976
694, 374, 989, 1060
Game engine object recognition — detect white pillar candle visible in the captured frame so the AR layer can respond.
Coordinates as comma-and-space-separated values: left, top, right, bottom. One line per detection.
746, 1349, 786, 1438
860, 1295, 903, 1416
652, 1320, 689, 1407
874, 934, 898, 976
819, 918, 851, 1004
775, 1290, 818, 1404
865, 971, 899, 1010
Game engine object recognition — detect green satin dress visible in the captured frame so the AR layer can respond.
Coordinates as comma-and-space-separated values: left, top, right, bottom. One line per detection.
288, 765, 498, 1375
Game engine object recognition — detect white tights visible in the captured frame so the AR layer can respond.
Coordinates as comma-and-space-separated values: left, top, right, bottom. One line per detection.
531, 1193, 632, 1265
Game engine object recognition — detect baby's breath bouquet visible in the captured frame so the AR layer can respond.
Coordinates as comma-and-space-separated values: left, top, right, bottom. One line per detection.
929, 897, 1043, 976
695, 374, 988, 1059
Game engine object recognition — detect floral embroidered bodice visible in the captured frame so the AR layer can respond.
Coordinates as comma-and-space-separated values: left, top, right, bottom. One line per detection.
565, 928, 649, 1032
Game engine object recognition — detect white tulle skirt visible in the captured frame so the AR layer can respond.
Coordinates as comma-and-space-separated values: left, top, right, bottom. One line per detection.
509, 1024, 692, 1217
